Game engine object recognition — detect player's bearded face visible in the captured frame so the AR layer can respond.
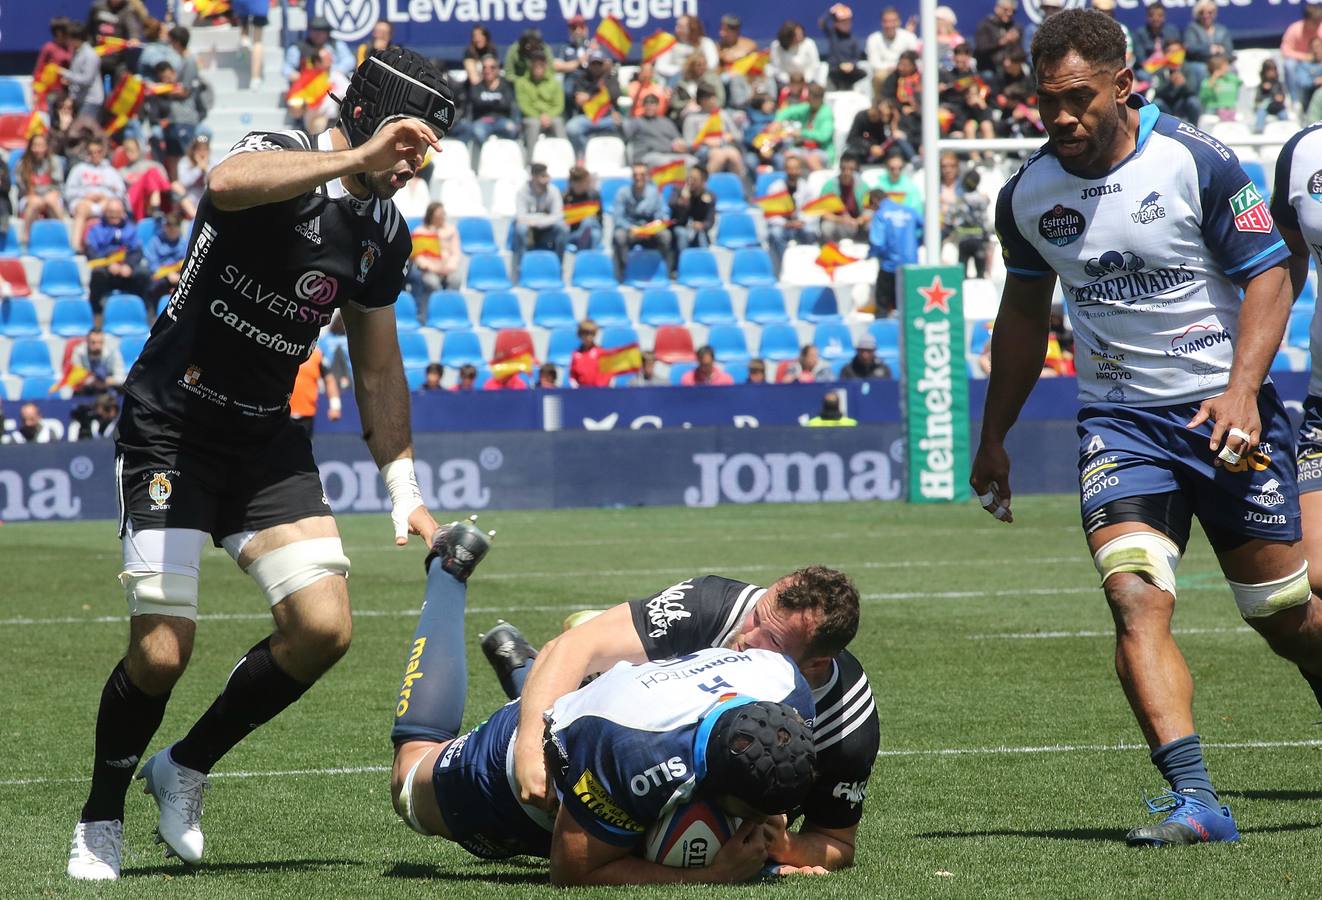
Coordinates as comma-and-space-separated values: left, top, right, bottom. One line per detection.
1037, 53, 1128, 174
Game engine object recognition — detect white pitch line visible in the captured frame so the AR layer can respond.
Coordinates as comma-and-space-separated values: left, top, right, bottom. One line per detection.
970, 625, 1255, 640
0, 765, 389, 788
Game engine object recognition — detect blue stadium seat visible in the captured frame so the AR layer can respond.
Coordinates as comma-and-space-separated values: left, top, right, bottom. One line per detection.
639, 289, 683, 327
0, 221, 20, 255
966, 319, 993, 355
1, 298, 41, 338
754, 170, 785, 197
744, 287, 789, 325
723, 361, 749, 384
707, 172, 747, 214
814, 321, 854, 361
623, 249, 668, 289
676, 248, 722, 289
758, 323, 801, 362
405, 366, 426, 391
0, 78, 27, 115
870, 318, 901, 353
157, 296, 170, 317
28, 220, 74, 261
20, 375, 55, 399
38, 258, 85, 298
405, 216, 422, 233
398, 331, 430, 369
716, 211, 761, 250
50, 298, 95, 337
103, 294, 149, 337
426, 290, 471, 330
480, 291, 526, 329
546, 327, 579, 367
136, 217, 160, 246
707, 325, 750, 364
518, 250, 563, 290
691, 288, 737, 326
440, 329, 484, 367
533, 290, 577, 329
394, 292, 420, 332
1241, 160, 1268, 199
878, 348, 900, 376
601, 177, 631, 210
1271, 349, 1295, 372
586, 289, 630, 327
730, 248, 776, 288
465, 253, 512, 291
798, 286, 841, 322
119, 334, 147, 369
669, 362, 697, 384
571, 250, 619, 290
7, 337, 53, 377
456, 217, 498, 253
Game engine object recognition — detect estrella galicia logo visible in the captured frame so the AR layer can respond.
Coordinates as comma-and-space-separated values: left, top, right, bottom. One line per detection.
1131, 191, 1166, 225
1309, 169, 1322, 203
1039, 204, 1086, 246
317, 0, 378, 44
1084, 250, 1144, 279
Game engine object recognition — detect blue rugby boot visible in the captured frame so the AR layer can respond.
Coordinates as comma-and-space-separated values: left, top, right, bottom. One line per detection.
1125, 791, 1241, 847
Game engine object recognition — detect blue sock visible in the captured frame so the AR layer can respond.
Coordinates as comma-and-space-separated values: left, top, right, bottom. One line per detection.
504, 660, 532, 699
1151, 733, 1219, 807
390, 565, 469, 745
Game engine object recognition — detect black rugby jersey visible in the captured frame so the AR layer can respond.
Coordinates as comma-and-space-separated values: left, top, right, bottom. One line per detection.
123, 129, 411, 435
627, 576, 880, 829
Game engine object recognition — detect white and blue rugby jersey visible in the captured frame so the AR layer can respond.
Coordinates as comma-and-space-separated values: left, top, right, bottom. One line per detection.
1270, 121, 1322, 397
997, 96, 1289, 407
545, 647, 813, 846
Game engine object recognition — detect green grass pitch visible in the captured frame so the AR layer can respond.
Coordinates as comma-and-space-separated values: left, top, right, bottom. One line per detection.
3, 497, 1322, 898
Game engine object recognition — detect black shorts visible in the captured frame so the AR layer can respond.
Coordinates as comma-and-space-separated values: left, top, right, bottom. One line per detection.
115, 396, 329, 544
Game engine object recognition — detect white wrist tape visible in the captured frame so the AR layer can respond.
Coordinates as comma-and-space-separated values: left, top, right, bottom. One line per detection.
382, 458, 424, 540
329, 396, 342, 412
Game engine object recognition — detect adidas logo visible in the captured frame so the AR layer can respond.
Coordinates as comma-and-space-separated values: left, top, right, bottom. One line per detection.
294, 216, 322, 245
105, 755, 139, 769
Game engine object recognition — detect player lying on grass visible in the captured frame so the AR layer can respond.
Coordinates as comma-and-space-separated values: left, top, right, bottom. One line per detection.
390, 519, 819, 886
478, 566, 875, 875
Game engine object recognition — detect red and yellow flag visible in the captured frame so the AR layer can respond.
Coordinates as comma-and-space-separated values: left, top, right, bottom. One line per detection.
690, 112, 723, 148
726, 49, 770, 77
815, 242, 861, 280
754, 191, 795, 219
631, 219, 670, 239
87, 248, 128, 270
752, 121, 789, 152
147, 82, 177, 97
287, 69, 331, 107
95, 36, 135, 57
802, 194, 846, 217
564, 200, 601, 226
1142, 46, 1186, 74
649, 159, 685, 189
410, 230, 441, 259
33, 62, 61, 101
153, 260, 184, 281
582, 87, 613, 123
104, 74, 146, 134
642, 30, 677, 64
491, 333, 536, 380
193, 0, 232, 17
50, 363, 90, 394
598, 342, 643, 376
24, 110, 47, 140
595, 16, 633, 61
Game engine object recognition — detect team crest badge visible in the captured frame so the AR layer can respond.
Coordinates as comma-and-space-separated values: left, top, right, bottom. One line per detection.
358, 239, 381, 283
183, 365, 202, 386
148, 472, 173, 510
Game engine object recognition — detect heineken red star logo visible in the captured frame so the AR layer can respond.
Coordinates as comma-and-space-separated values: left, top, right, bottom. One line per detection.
918, 276, 955, 313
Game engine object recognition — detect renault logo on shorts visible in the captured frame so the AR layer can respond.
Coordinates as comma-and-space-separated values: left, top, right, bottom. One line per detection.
295, 270, 339, 306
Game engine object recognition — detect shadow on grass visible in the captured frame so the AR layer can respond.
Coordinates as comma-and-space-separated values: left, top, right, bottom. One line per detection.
383, 861, 547, 885
1241, 821, 1322, 835
126, 858, 357, 878
1222, 789, 1322, 802
917, 827, 1119, 843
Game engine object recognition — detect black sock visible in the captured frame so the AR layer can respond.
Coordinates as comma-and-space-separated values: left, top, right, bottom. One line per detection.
81, 660, 170, 823
1300, 666, 1322, 711
171, 638, 310, 774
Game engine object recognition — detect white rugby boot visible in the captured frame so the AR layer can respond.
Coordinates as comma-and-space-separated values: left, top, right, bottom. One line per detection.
67, 819, 123, 880
136, 746, 208, 863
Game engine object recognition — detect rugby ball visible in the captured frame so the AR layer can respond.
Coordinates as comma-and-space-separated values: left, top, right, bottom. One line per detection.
642, 799, 741, 868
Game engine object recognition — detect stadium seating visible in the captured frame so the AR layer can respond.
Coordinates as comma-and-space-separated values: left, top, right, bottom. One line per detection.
652, 325, 696, 363
518, 250, 563, 290
584, 136, 628, 175
7, 338, 53, 377
600, 177, 631, 208
456, 217, 498, 254
50, 298, 95, 338
493, 327, 534, 362
716, 212, 761, 250
707, 172, 747, 214
477, 139, 526, 181
38, 258, 85, 298
399, 331, 430, 369
1241, 159, 1269, 199
586, 289, 630, 327
28, 220, 75, 261
707, 325, 750, 364
20, 375, 55, 398
0, 257, 32, 296
546, 327, 579, 367
394, 292, 420, 332
466, 253, 513, 291
440, 329, 484, 367
599, 325, 640, 355
119, 334, 147, 369
639, 288, 683, 327
691, 288, 737, 326
570, 250, 619, 290
813, 321, 854, 362
623, 249, 668, 289
744, 286, 790, 325
0, 114, 29, 151
435, 139, 473, 176
0, 78, 27, 115
668, 362, 697, 383
753, 170, 784, 196
724, 361, 749, 384
1271, 350, 1294, 372
480, 291, 526, 329
0, 221, 20, 255
1288, 310, 1311, 350
798, 286, 841, 322
676, 248, 723, 289
136, 218, 160, 246
532, 290, 577, 329
967, 319, 993, 355
426, 290, 471, 330
103, 295, 150, 337
405, 366, 426, 391
758, 323, 801, 361
439, 175, 487, 217
1, 298, 41, 338
531, 137, 575, 178
730, 249, 777, 288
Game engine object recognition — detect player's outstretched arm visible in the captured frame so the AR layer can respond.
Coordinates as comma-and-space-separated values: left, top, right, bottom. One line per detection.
767, 820, 854, 872
513, 604, 648, 810
970, 272, 1056, 523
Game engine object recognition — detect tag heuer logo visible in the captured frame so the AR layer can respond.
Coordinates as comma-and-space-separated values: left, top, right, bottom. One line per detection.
1230, 183, 1273, 233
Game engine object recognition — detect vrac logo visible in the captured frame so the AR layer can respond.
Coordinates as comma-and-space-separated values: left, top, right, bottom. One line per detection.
317, 0, 379, 43
1131, 191, 1166, 225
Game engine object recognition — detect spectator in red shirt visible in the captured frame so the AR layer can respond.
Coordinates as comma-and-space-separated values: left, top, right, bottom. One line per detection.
537, 363, 559, 388
484, 370, 529, 390
451, 364, 478, 391
34, 17, 74, 85
570, 319, 610, 387
681, 345, 734, 385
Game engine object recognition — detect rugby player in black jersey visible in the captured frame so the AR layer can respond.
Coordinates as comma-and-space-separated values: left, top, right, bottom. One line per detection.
68, 48, 457, 881
480, 567, 879, 875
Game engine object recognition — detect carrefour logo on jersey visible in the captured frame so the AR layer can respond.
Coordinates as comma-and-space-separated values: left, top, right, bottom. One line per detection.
1038, 205, 1085, 246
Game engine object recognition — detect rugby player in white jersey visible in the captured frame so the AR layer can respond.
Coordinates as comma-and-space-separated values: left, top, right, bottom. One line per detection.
973, 8, 1322, 846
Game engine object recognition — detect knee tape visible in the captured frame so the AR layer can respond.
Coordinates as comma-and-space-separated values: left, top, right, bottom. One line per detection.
120, 571, 199, 620
396, 753, 434, 836
1228, 563, 1312, 619
1092, 531, 1182, 597
245, 538, 350, 606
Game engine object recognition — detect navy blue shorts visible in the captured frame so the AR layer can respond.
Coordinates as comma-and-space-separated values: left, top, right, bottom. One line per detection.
1077, 383, 1301, 546
1295, 394, 1322, 494
431, 701, 553, 860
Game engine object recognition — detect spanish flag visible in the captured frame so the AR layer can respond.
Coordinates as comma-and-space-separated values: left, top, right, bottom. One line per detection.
288, 69, 331, 107
595, 16, 633, 61
649, 159, 685, 189
598, 342, 643, 376
193, 0, 232, 17
802, 194, 846, 217
754, 191, 795, 219
147, 82, 176, 96
410, 230, 441, 259
1142, 46, 1186, 74
642, 30, 677, 64
88, 249, 128, 270
752, 121, 788, 152
153, 260, 184, 281
815, 243, 860, 280
690, 112, 723, 148
726, 49, 770, 77
582, 87, 613, 123
95, 36, 134, 57
563, 200, 601, 226
33, 62, 61, 100
50, 363, 90, 394
104, 74, 146, 134
491, 335, 536, 380
631, 219, 670, 239
24, 109, 46, 140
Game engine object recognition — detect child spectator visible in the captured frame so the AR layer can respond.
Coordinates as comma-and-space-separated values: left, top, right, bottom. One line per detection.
746, 358, 768, 383
419, 363, 444, 392
452, 364, 479, 391
1255, 59, 1290, 132
537, 363, 559, 388
34, 17, 74, 85
16, 133, 66, 236
144, 212, 188, 305
407, 202, 461, 319
570, 319, 610, 387
1198, 53, 1241, 121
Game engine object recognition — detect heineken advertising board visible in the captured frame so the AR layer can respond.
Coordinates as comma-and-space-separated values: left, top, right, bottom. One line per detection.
899, 265, 970, 503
